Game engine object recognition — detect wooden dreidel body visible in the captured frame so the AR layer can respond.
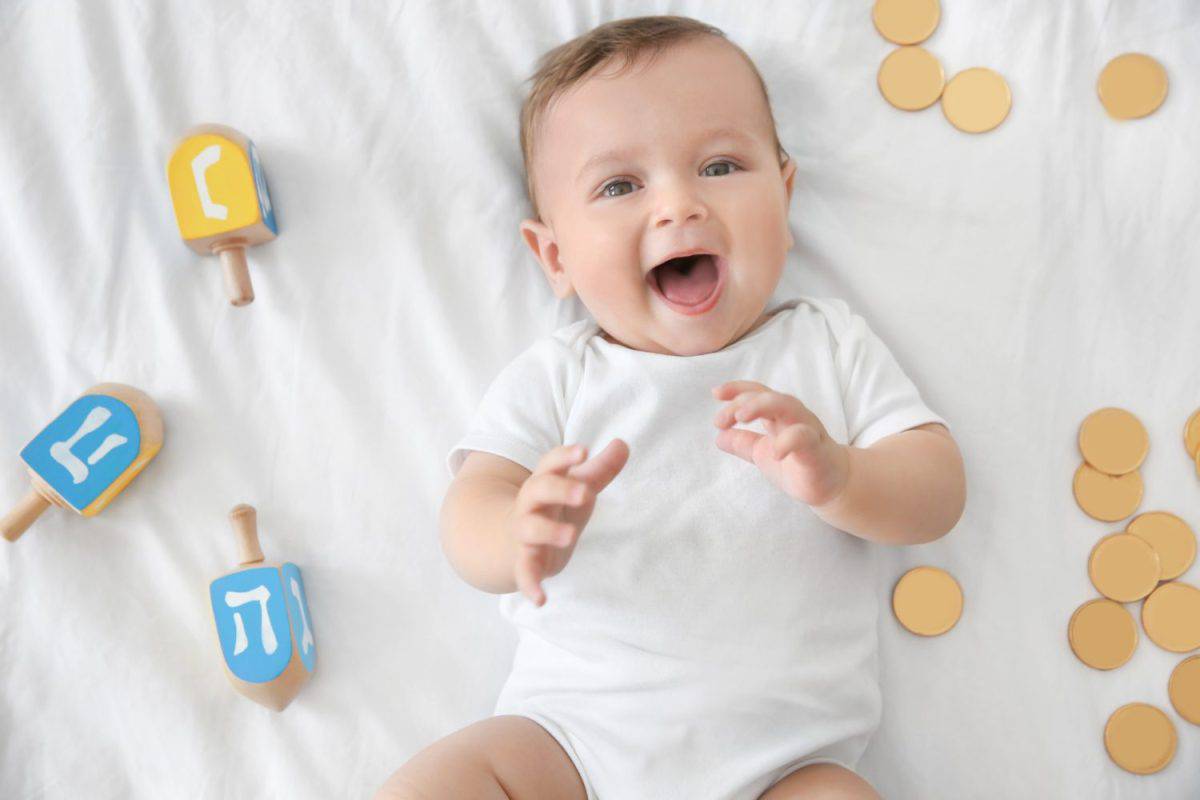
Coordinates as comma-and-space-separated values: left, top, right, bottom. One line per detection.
167, 124, 278, 306
209, 505, 316, 711
2, 383, 163, 542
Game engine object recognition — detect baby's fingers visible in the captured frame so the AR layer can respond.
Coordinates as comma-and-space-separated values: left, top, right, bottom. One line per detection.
733, 391, 804, 426
514, 545, 547, 607
536, 444, 588, 476
712, 380, 771, 400
514, 512, 575, 547
518, 473, 589, 514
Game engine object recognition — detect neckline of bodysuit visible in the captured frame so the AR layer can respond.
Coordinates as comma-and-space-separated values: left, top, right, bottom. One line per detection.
592, 298, 799, 364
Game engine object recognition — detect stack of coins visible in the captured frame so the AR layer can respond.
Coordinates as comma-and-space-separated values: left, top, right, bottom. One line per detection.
872, 0, 1012, 133
1068, 407, 1200, 774
1073, 408, 1147, 522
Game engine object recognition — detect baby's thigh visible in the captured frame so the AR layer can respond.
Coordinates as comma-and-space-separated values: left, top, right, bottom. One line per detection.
373, 715, 587, 800
758, 762, 882, 800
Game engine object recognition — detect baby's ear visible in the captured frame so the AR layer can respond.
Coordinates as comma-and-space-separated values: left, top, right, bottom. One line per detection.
780, 159, 797, 252
520, 218, 576, 300
781, 158, 797, 203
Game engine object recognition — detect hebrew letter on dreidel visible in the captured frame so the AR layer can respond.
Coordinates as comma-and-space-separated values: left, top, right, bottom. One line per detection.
281, 561, 317, 674
50, 406, 112, 484
191, 144, 228, 220
225, 585, 277, 656
290, 577, 313, 654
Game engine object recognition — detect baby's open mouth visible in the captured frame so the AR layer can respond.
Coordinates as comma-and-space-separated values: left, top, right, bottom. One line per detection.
648, 254, 723, 314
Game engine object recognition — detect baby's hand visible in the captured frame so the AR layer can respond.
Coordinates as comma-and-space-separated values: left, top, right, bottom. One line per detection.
712, 380, 849, 508
509, 439, 629, 607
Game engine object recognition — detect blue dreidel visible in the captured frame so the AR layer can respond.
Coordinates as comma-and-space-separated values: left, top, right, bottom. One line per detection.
2, 383, 164, 542
209, 504, 316, 711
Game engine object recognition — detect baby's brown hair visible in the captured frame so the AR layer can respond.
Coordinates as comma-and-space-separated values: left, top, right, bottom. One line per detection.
519, 15, 790, 222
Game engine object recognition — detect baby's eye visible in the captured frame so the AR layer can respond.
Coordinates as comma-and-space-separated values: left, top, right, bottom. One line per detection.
703, 161, 739, 177
602, 179, 636, 198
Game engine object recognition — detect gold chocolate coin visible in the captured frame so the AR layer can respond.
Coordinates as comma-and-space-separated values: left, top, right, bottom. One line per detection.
1098, 53, 1168, 120
872, 0, 940, 46
1073, 463, 1143, 522
1088, 533, 1160, 602
1127, 512, 1196, 581
941, 68, 1011, 134
1168, 655, 1200, 726
1068, 598, 1138, 670
892, 566, 962, 636
1104, 703, 1176, 774
1184, 407, 1200, 458
1142, 582, 1200, 653
1078, 407, 1148, 475
878, 46, 945, 111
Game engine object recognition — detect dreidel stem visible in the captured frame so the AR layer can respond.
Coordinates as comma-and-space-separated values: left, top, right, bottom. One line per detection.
212, 240, 254, 307
229, 503, 265, 565
1, 488, 51, 542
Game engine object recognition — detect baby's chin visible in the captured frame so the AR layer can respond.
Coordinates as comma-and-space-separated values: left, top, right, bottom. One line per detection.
603, 310, 767, 357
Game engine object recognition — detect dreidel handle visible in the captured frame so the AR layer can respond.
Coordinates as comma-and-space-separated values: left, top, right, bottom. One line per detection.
212, 241, 254, 307
229, 503, 265, 565
2, 488, 51, 542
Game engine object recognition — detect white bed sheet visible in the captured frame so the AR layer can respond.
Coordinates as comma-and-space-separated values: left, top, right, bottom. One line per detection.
1, 1, 1197, 797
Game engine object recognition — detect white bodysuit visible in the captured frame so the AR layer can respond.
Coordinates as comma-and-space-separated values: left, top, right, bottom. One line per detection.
447, 295, 948, 800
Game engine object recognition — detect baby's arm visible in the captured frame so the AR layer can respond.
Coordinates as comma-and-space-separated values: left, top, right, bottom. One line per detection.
811, 422, 965, 545
440, 452, 528, 594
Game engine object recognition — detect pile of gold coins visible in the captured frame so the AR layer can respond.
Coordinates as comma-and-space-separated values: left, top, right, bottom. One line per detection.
871, 0, 1170, 131
1069, 406, 1200, 775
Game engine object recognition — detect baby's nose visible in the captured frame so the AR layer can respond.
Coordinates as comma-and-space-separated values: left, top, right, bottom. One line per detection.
655, 204, 706, 228
653, 186, 708, 228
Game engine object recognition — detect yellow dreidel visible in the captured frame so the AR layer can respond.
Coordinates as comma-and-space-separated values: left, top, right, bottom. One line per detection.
167, 124, 278, 306
209, 504, 316, 711
2, 384, 164, 542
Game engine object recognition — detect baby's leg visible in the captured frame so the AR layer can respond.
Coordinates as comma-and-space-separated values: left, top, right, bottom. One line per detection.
373, 715, 587, 800
758, 761, 882, 800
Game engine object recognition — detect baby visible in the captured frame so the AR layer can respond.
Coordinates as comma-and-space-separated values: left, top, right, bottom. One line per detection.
378, 14, 965, 800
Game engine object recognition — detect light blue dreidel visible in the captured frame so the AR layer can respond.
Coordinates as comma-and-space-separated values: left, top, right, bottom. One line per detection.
2, 383, 164, 542
209, 504, 315, 711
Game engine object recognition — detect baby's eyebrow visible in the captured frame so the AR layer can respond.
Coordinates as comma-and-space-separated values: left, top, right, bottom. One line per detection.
574, 127, 755, 184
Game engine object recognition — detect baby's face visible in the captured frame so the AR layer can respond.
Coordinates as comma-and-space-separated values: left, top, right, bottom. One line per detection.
521, 36, 797, 356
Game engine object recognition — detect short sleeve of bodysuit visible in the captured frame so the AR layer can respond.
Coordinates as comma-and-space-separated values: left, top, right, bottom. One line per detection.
816, 297, 949, 449
445, 334, 578, 479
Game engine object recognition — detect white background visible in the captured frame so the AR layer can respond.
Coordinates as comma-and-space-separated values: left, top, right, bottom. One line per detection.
0, 1, 1197, 797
